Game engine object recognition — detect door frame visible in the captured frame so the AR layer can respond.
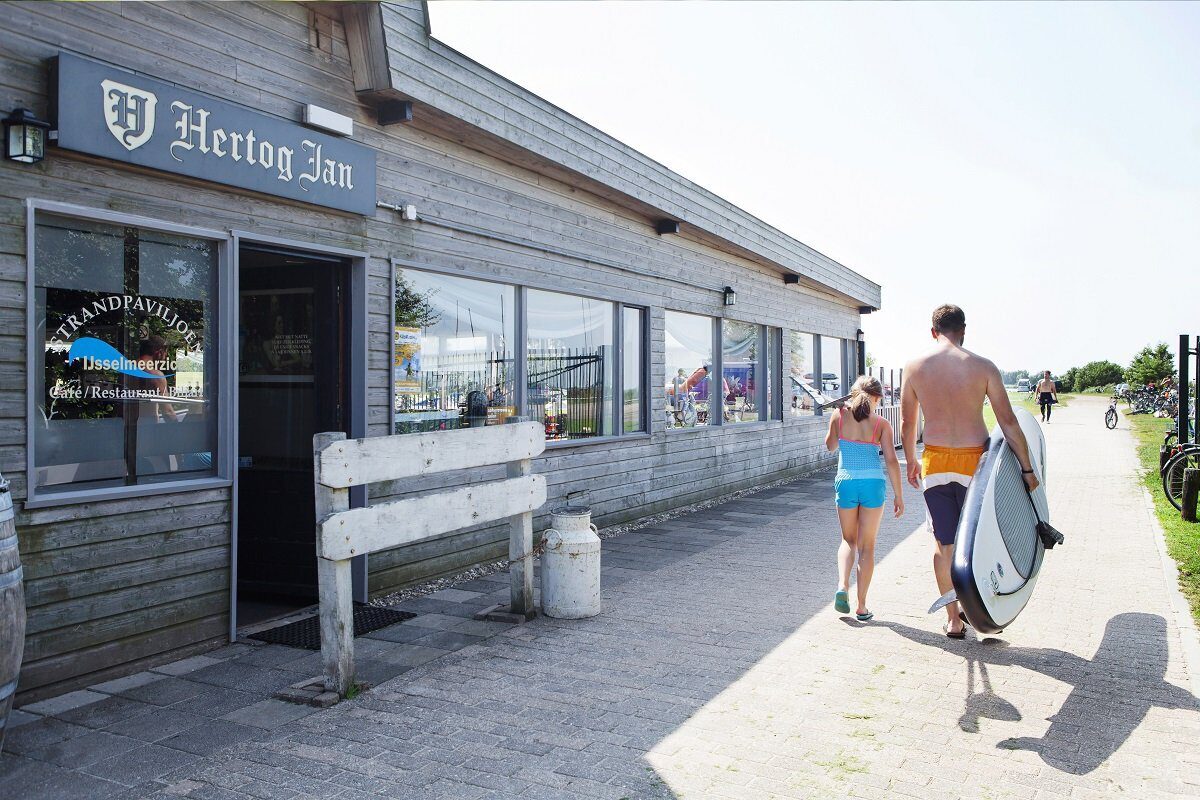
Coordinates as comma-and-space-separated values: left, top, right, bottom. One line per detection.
229, 231, 369, 639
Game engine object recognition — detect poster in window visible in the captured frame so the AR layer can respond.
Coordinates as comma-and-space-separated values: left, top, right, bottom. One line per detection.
394, 326, 421, 394
239, 288, 314, 381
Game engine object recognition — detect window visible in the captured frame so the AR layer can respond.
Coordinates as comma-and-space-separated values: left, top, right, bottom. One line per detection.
844, 339, 860, 387
664, 311, 713, 428
820, 336, 845, 397
33, 214, 219, 494
392, 270, 646, 444
721, 320, 761, 424
526, 289, 613, 441
789, 331, 819, 416
392, 270, 515, 434
767, 327, 782, 420
622, 307, 645, 433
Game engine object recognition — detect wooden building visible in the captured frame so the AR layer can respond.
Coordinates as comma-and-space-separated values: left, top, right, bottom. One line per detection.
0, 0, 881, 702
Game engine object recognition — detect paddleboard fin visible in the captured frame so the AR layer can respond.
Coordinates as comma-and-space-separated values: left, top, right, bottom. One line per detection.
928, 589, 958, 614
1037, 521, 1064, 549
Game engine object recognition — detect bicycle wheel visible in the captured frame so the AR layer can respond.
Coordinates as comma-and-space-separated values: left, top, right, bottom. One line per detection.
1105, 409, 1118, 429
1162, 446, 1200, 511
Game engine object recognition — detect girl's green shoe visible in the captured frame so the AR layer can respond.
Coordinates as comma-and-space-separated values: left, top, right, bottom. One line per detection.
834, 590, 850, 614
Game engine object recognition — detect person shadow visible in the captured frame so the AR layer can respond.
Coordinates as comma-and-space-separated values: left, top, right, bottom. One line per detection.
877, 613, 1199, 774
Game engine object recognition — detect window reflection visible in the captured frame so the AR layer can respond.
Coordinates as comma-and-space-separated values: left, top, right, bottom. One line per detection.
622, 307, 644, 433
820, 336, 845, 397
789, 331, 822, 416
34, 215, 218, 492
722, 320, 761, 424
393, 270, 515, 433
527, 289, 613, 441
767, 327, 780, 420
665, 311, 713, 428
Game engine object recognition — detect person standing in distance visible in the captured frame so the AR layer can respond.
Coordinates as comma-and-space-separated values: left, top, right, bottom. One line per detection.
901, 305, 1039, 638
1036, 370, 1057, 423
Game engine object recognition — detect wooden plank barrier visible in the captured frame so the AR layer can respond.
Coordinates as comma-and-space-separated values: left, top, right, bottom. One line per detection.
313, 422, 547, 696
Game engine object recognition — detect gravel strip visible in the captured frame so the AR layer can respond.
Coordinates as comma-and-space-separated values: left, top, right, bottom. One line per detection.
372, 464, 834, 608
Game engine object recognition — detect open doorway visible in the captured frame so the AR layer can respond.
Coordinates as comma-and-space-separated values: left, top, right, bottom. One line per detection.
235, 244, 349, 628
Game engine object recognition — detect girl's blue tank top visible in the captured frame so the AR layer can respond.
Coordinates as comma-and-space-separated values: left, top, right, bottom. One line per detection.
836, 408, 886, 481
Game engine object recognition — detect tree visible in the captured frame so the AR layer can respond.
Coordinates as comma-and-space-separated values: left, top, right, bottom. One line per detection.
1061, 366, 1080, 393
394, 274, 440, 329
1074, 360, 1125, 391
1127, 343, 1174, 387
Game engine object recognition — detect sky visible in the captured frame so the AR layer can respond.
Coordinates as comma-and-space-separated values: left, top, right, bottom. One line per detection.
427, 1, 1199, 375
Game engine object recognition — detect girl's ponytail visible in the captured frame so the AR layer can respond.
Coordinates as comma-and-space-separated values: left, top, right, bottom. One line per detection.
846, 375, 884, 422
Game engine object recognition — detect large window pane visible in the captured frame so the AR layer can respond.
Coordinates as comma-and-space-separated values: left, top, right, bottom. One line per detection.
722, 320, 761, 424
820, 336, 845, 396
665, 311, 713, 428
527, 289, 613, 441
622, 307, 644, 433
393, 270, 515, 434
34, 215, 219, 493
788, 330, 819, 416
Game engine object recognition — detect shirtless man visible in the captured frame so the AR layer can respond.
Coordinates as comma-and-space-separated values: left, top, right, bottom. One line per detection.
900, 305, 1039, 638
1035, 371, 1057, 422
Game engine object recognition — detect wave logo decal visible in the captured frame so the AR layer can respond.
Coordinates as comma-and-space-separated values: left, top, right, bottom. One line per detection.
68, 337, 175, 379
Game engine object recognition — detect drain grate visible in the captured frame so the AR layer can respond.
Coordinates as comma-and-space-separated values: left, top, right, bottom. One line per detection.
249, 603, 417, 650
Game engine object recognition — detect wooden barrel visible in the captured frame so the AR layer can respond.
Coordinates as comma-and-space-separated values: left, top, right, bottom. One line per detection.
0, 475, 23, 753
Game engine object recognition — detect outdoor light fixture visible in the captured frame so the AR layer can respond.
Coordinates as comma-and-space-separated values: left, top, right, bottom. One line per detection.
4, 108, 50, 164
723, 286, 737, 306
783, 273, 800, 285
856, 328, 865, 343
655, 219, 680, 235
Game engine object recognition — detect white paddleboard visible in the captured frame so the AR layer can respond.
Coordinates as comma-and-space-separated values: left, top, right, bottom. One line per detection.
951, 408, 1051, 634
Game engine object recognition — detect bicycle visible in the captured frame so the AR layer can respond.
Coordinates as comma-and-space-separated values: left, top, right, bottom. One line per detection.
1105, 397, 1119, 430
1162, 444, 1200, 511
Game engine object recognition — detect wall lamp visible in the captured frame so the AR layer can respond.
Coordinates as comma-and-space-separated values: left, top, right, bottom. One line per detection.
655, 219, 680, 235
723, 286, 737, 307
4, 108, 51, 164
783, 274, 800, 285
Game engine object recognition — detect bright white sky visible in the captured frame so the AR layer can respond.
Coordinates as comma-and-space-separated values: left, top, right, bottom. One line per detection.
428, 1, 1199, 375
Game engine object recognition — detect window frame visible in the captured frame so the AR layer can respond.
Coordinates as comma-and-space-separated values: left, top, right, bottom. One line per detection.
389, 260, 650, 448
24, 199, 235, 509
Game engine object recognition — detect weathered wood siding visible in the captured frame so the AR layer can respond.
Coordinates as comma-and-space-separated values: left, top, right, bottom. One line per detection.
0, 0, 868, 700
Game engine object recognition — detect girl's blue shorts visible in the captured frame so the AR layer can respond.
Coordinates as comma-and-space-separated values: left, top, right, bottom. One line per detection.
834, 477, 886, 509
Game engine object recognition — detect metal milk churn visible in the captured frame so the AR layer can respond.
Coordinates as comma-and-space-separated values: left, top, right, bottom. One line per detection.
0, 474, 25, 753
539, 506, 602, 619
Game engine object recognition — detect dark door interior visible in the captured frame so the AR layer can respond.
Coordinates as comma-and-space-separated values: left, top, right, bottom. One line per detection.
236, 245, 347, 623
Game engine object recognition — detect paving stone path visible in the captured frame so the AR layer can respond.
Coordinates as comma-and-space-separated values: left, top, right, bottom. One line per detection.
2, 396, 1198, 799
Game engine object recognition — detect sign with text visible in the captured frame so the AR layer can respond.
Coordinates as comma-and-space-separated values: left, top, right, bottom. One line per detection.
52, 52, 377, 215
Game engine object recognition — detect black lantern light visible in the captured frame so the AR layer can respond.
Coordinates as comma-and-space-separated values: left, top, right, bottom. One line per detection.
4, 108, 51, 164
723, 286, 737, 307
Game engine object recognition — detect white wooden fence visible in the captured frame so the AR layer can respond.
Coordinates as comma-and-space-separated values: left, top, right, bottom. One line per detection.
313, 422, 547, 696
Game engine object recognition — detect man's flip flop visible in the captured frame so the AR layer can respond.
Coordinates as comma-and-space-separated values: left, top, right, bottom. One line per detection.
943, 623, 966, 639
834, 590, 850, 614
856, 611, 874, 622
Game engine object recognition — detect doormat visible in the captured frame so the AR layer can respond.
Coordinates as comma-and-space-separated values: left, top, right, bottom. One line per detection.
249, 603, 417, 650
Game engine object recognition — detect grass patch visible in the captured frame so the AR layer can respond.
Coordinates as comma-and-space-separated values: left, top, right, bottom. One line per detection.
815, 753, 869, 779
1127, 413, 1200, 623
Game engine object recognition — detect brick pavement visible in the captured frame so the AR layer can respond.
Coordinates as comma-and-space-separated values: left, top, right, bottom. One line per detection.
2, 395, 1198, 799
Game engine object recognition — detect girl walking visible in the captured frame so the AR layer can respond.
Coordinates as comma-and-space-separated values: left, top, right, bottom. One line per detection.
825, 376, 905, 620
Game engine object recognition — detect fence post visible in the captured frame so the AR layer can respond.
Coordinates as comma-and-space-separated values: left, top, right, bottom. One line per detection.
508, 455, 536, 619
314, 432, 354, 697
1183, 468, 1199, 523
